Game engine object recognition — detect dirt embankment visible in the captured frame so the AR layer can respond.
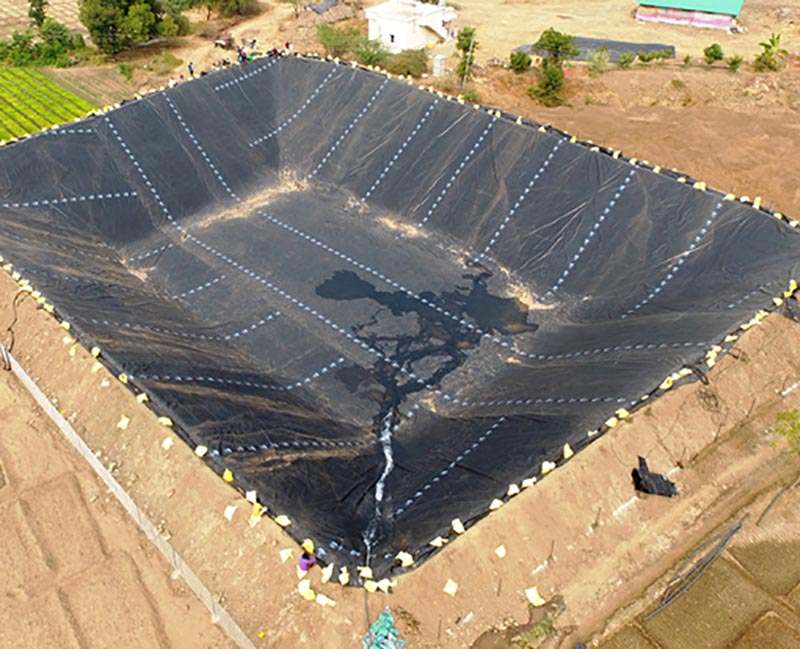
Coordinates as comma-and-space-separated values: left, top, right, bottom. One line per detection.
0, 372, 232, 648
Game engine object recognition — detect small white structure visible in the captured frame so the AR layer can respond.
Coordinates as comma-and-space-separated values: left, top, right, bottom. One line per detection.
432, 54, 446, 77
365, 0, 457, 53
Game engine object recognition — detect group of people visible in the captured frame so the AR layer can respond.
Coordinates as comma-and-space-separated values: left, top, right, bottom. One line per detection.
166, 40, 293, 88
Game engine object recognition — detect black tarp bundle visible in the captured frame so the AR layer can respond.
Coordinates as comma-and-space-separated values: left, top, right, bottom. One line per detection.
0, 56, 798, 577
632, 457, 678, 497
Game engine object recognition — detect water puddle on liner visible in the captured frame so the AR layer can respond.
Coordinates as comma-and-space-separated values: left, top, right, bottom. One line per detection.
316, 267, 538, 553
316, 268, 537, 404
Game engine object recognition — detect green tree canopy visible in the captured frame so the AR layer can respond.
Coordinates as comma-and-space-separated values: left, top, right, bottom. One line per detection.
456, 26, 477, 54
533, 28, 578, 67
79, 0, 187, 54
120, 2, 157, 45
186, 0, 259, 19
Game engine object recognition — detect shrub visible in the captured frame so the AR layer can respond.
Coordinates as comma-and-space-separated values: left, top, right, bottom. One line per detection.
5, 31, 36, 66
510, 50, 532, 72
38, 18, 85, 65
637, 49, 652, 63
727, 54, 743, 72
617, 51, 635, 68
384, 49, 427, 77
0, 19, 84, 67
683, 54, 692, 67
354, 38, 389, 66
775, 410, 800, 455
704, 43, 724, 65
754, 32, 787, 72
529, 64, 565, 107
156, 14, 181, 38
119, 62, 134, 80
461, 88, 480, 103
587, 47, 609, 75
316, 24, 361, 57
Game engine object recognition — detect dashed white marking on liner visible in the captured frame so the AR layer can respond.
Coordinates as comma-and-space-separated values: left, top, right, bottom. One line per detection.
213, 57, 280, 91
417, 117, 497, 229
309, 78, 389, 177
1, 191, 137, 210
362, 99, 439, 200
475, 139, 563, 261
249, 66, 340, 147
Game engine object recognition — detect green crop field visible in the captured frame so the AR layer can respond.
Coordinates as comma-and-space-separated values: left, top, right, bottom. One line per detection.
0, 67, 95, 141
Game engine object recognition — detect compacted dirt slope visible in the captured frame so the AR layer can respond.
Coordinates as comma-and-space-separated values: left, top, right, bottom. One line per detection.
0, 373, 233, 649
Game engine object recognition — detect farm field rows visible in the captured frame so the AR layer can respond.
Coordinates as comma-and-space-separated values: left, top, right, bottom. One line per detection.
0, 67, 94, 141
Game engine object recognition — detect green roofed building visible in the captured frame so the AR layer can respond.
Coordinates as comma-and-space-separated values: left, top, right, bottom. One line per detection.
635, 0, 745, 30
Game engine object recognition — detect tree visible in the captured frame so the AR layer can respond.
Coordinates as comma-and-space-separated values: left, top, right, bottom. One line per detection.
39, 17, 82, 64
530, 28, 577, 106
156, 13, 180, 37
533, 28, 578, 68
529, 64, 565, 107
79, 0, 184, 54
28, 0, 49, 28
754, 32, 787, 72
703, 43, 724, 65
188, 0, 258, 19
6, 31, 36, 66
187, 0, 219, 20
80, 0, 131, 54
120, 2, 157, 45
217, 0, 259, 17
456, 26, 477, 82
456, 26, 477, 55
0, 17, 84, 66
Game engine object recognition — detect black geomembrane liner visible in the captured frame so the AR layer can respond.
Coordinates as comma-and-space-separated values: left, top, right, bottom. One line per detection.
1, 56, 798, 578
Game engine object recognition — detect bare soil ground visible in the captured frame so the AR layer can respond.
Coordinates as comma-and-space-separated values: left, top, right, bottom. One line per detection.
439, 0, 800, 61
602, 479, 800, 649
466, 63, 800, 217
0, 371, 232, 648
